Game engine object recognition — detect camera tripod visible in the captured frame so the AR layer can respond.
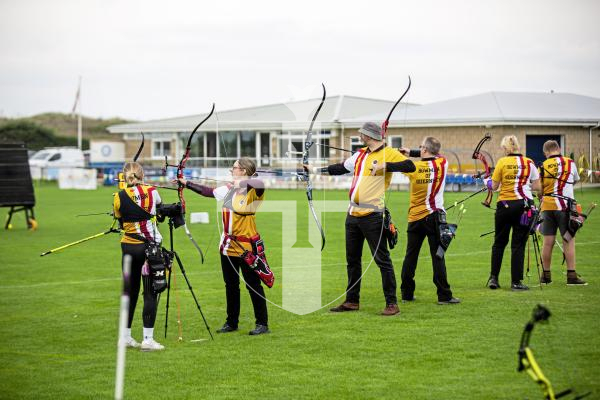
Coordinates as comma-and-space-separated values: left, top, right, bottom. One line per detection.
162, 216, 213, 340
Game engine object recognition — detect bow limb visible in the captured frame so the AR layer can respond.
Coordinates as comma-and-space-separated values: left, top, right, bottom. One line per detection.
381, 76, 411, 138
177, 103, 216, 264
302, 84, 327, 251
516, 305, 572, 400
520, 349, 556, 399
133, 132, 145, 162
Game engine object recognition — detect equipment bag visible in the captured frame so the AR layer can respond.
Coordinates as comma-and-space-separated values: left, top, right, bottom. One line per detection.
520, 201, 542, 235
240, 235, 275, 288
564, 201, 584, 242
435, 211, 457, 259
144, 243, 168, 294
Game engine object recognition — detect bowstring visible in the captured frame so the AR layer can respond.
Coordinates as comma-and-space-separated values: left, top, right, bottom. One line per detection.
384, 83, 411, 221
207, 109, 224, 259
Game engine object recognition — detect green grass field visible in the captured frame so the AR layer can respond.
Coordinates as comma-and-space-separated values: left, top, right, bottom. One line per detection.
1, 182, 599, 399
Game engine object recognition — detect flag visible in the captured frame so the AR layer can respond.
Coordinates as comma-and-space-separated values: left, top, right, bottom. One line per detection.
71, 77, 81, 117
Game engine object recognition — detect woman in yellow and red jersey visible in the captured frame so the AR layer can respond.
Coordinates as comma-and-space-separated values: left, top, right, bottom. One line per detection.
486, 136, 541, 291
538, 140, 586, 285
113, 162, 165, 351
178, 158, 270, 336
390, 137, 460, 305
315, 122, 415, 316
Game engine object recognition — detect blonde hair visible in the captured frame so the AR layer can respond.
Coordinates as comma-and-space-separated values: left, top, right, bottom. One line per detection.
500, 135, 520, 154
122, 162, 144, 186
237, 157, 257, 177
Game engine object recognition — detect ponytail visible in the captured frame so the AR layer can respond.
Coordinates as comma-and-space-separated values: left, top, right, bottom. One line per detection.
500, 135, 520, 154
122, 162, 144, 187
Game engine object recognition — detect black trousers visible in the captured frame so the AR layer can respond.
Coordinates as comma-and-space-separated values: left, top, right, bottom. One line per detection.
400, 214, 453, 302
491, 200, 530, 282
220, 254, 268, 327
121, 243, 158, 329
345, 212, 397, 305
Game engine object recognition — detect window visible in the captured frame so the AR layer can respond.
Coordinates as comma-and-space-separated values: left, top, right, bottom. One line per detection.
219, 132, 237, 159
279, 136, 303, 158
187, 132, 203, 158
206, 132, 217, 158
32, 151, 50, 160
48, 153, 61, 162
240, 131, 256, 157
152, 140, 171, 158
350, 137, 362, 152
320, 138, 330, 159
260, 133, 271, 166
389, 136, 402, 149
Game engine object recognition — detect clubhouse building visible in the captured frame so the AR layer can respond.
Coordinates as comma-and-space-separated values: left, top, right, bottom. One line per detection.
107, 91, 600, 181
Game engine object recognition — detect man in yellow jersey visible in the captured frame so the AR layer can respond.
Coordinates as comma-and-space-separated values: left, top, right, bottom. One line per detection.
377, 137, 460, 305
313, 122, 415, 315
538, 140, 587, 285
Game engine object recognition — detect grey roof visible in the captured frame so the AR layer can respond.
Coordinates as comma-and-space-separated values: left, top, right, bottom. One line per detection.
342, 92, 600, 127
107, 95, 417, 134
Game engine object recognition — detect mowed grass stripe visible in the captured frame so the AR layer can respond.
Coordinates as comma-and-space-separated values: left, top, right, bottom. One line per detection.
0, 182, 598, 399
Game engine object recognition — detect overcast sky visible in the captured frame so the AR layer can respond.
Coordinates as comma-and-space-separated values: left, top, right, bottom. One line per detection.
1, 0, 599, 121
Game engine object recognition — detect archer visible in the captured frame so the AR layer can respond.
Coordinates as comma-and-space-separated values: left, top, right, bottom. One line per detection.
538, 140, 588, 286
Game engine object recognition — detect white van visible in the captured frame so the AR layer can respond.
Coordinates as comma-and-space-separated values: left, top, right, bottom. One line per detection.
29, 147, 85, 180
29, 147, 85, 168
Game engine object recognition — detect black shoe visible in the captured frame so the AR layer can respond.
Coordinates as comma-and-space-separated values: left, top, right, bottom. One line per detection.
217, 323, 238, 333
249, 324, 270, 336
437, 297, 461, 305
329, 302, 359, 312
511, 282, 529, 291
487, 275, 500, 290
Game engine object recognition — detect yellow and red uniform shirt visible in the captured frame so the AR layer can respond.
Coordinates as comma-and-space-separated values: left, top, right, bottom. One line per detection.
405, 157, 448, 222
344, 145, 407, 217
214, 184, 265, 257
491, 155, 539, 201
540, 155, 579, 211
113, 184, 162, 244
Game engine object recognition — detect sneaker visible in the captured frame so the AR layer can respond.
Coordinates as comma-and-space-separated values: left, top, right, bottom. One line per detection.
567, 271, 588, 286
567, 276, 588, 286
121, 336, 140, 348
381, 303, 400, 316
249, 324, 270, 335
437, 297, 461, 305
487, 275, 500, 290
540, 271, 552, 285
140, 338, 165, 352
401, 297, 416, 304
330, 302, 359, 312
511, 282, 530, 291
216, 323, 238, 333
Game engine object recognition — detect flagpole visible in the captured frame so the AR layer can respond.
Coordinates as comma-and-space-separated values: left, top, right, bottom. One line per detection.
77, 76, 82, 150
